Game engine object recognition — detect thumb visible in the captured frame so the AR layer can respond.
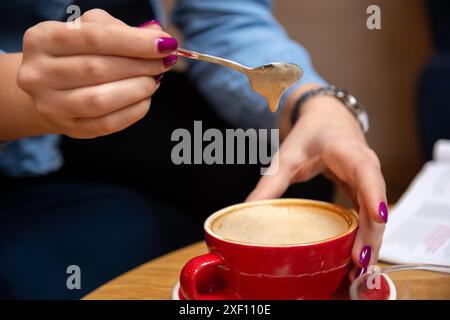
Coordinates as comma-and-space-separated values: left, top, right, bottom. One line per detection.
138, 19, 167, 83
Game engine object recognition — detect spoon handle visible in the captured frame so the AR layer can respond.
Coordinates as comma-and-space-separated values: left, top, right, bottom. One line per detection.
383, 264, 450, 274
175, 48, 249, 74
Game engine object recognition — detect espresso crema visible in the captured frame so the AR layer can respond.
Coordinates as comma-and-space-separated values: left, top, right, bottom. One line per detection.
211, 204, 349, 245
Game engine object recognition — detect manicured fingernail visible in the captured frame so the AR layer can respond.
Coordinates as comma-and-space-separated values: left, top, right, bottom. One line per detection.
359, 245, 372, 268
154, 73, 164, 84
379, 201, 388, 223
355, 267, 366, 279
163, 54, 178, 67
139, 19, 161, 28
157, 37, 178, 53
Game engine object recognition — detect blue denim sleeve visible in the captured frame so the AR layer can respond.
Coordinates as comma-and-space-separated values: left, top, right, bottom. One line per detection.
0, 136, 63, 177
172, 0, 327, 129
0, 49, 63, 177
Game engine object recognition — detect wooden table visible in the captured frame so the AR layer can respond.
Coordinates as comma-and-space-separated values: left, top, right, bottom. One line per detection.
84, 241, 450, 300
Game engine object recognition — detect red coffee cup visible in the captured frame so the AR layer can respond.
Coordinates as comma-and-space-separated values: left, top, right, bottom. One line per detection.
180, 199, 358, 300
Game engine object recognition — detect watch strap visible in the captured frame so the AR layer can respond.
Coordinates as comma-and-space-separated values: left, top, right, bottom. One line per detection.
290, 85, 369, 133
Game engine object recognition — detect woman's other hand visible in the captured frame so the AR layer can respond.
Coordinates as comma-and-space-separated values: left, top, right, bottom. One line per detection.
247, 84, 387, 281
17, 9, 178, 138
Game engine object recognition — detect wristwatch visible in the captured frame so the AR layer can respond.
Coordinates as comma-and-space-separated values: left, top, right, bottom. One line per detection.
290, 85, 369, 133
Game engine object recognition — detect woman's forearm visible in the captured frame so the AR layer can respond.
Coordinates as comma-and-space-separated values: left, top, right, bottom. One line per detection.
0, 53, 54, 140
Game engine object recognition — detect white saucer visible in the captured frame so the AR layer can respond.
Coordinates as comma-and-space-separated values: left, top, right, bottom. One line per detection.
349, 273, 397, 300
173, 274, 397, 300
384, 274, 397, 300
172, 281, 181, 300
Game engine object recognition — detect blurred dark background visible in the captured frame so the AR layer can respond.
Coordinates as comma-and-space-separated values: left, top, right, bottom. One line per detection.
165, 0, 450, 204
268, 0, 449, 204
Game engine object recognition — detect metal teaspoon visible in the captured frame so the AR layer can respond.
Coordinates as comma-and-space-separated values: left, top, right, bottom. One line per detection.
174, 48, 303, 112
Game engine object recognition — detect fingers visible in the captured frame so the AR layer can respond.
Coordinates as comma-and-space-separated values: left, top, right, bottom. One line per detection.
79, 8, 126, 25
139, 19, 162, 30
55, 76, 158, 118
36, 21, 177, 58
247, 123, 323, 201
246, 151, 292, 201
323, 140, 388, 224
136, 19, 174, 81
324, 169, 382, 281
246, 156, 322, 201
71, 98, 151, 138
342, 148, 388, 224
354, 160, 388, 224
46, 55, 170, 89
19, 9, 171, 139
324, 170, 360, 211
247, 127, 303, 201
320, 139, 387, 282
349, 204, 385, 281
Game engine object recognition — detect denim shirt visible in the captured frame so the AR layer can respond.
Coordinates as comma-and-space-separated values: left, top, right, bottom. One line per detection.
0, 0, 326, 177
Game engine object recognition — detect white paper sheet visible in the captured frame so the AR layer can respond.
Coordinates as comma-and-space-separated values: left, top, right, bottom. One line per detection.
379, 140, 450, 266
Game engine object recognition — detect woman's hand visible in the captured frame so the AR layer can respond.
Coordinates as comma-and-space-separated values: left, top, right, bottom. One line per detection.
247, 85, 387, 280
17, 9, 178, 139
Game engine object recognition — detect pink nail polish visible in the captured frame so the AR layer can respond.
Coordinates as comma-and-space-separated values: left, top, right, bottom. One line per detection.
355, 267, 366, 278
154, 73, 164, 84
157, 37, 178, 53
163, 54, 178, 67
139, 19, 161, 28
379, 201, 388, 223
359, 245, 372, 268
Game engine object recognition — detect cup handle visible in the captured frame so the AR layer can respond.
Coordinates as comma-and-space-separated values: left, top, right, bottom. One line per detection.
180, 252, 240, 300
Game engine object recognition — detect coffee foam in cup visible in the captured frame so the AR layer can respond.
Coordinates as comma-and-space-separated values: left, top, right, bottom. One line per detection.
210, 204, 349, 246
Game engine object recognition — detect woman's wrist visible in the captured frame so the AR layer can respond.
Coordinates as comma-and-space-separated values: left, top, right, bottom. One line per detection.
0, 53, 56, 140
280, 83, 363, 140
298, 95, 366, 144
279, 83, 322, 139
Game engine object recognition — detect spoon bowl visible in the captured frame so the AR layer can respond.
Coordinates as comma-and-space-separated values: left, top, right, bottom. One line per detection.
247, 63, 303, 112
175, 48, 303, 112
